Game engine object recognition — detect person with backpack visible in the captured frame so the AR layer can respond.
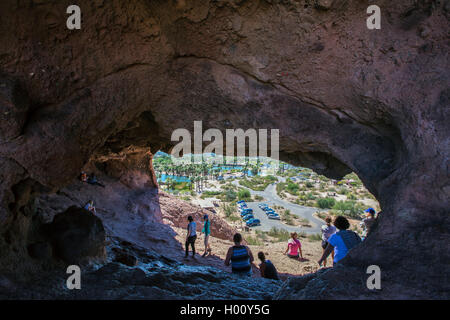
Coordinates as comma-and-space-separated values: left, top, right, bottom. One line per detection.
318, 216, 361, 266
258, 252, 280, 280
224, 233, 254, 277
201, 214, 212, 257
185, 216, 197, 259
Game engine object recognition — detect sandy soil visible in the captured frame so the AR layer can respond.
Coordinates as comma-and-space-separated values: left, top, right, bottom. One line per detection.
171, 226, 326, 280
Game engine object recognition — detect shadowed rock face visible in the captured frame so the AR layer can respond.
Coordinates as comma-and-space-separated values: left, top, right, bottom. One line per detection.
44, 206, 106, 264
0, 0, 449, 298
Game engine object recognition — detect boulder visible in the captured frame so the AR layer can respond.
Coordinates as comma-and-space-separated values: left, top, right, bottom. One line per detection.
46, 206, 106, 264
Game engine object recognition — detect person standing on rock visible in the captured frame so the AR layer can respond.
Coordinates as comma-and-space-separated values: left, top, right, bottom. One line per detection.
201, 214, 212, 257
360, 208, 376, 240
185, 216, 197, 259
321, 216, 336, 267
224, 233, 254, 277
318, 216, 361, 267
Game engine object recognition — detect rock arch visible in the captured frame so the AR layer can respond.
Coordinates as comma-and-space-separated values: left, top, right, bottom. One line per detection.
0, 0, 448, 298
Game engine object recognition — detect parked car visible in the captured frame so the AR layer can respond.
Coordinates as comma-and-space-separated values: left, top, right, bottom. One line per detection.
241, 212, 253, 217
268, 214, 281, 220
258, 203, 268, 208
265, 209, 275, 215
246, 218, 261, 227
238, 205, 248, 213
240, 208, 253, 215
242, 214, 254, 221
262, 207, 272, 211
237, 200, 246, 204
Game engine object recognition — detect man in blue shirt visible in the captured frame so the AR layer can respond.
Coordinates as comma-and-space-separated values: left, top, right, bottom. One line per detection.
318, 216, 361, 266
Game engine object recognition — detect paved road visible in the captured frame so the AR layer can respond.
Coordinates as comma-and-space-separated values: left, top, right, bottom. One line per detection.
234, 180, 325, 234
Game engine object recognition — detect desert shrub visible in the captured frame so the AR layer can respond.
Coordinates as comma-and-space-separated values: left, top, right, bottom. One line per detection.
203, 190, 221, 196
347, 193, 357, 200
317, 197, 336, 209
226, 215, 241, 222
225, 190, 237, 202
332, 200, 365, 219
238, 189, 251, 201
286, 182, 299, 194
222, 203, 235, 217
246, 236, 263, 246
267, 227, 291, 242
307, 233, 322, 241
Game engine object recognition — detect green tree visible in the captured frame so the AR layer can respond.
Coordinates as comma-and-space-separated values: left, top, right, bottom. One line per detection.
238, 189, 251, 200
317, 197, 336, 209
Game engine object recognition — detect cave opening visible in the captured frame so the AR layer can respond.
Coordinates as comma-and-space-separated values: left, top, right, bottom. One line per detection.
151, 150, 382, 278
0, 0, 448, 300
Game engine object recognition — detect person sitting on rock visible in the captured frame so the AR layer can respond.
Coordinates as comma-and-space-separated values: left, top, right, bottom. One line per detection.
185, 216, 197, 259
360, 208, 376, 240
318, 216, 361, 267
284, 232, 303, 261
80, 171, 87, 182
258, 252, 279, 280
84, 200, 96, 214
201, 214, 212, 257
225, 233, 254, 277
87, 173, 105, 188
321, 216, 337, 267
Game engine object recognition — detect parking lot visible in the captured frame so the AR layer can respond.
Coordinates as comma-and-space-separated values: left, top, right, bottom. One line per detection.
241, 202, 314, 233
235, 182, 324, 234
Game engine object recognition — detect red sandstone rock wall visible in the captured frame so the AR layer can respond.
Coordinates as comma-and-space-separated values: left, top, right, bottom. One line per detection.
0, 0, 448, 298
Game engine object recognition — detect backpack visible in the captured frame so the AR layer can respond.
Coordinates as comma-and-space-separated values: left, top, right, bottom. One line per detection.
337, 230, 361, 250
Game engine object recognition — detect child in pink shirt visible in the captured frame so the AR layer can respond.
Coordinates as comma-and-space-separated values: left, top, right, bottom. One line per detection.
285, 232, 303, 260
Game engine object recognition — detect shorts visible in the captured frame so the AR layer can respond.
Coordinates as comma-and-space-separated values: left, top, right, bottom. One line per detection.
187, 235, 197, 244
233, 271, 252, 278
287, 253, 299, 259
321, 240, 328, 249
204, 234, 210, 245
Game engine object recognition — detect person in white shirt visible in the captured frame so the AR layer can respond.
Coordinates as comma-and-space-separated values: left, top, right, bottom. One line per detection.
320, 216, 336, 267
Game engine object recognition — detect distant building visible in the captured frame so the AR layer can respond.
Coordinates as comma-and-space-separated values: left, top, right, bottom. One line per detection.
191, 198, 220, 213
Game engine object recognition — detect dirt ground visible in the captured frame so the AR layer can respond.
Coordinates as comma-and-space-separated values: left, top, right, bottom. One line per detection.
171, 226, 326, 280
